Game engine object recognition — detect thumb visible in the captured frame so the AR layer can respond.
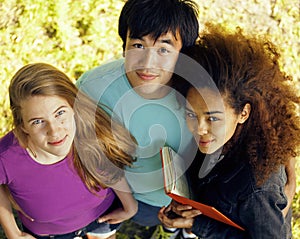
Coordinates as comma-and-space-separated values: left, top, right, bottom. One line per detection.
98, 215, 109, 223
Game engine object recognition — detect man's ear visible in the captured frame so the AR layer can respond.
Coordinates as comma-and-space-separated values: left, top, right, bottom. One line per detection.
238, 103, 251, 124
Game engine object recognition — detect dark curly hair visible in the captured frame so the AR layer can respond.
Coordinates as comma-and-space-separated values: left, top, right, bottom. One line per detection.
174, 24, 300, 185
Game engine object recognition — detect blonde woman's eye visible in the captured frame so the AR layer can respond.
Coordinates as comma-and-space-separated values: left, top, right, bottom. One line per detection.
56, 110, 66, 117
32, 119, 43, 125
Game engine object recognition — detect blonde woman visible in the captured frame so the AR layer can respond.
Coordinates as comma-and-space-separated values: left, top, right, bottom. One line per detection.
0, 63, 137, 239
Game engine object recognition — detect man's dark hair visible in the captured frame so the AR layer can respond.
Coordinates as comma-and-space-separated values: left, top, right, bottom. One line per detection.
118, 0, 199, 51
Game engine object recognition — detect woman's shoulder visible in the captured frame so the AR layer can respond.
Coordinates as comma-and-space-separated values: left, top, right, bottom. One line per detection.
0, 131, 21, 155
238, 163, 286, 200
257, 165, 286, 190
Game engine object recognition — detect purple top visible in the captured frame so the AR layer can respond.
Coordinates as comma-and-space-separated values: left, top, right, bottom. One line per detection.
0, 131, 115, 235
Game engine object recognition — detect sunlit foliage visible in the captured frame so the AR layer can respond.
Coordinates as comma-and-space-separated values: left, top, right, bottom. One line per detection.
0, 0, 299, 237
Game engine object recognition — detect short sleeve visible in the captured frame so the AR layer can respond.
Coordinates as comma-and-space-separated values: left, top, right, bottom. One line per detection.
0, 156, 8, 184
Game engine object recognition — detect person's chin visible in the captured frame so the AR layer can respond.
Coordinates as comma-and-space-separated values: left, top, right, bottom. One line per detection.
199, 146, 216, 154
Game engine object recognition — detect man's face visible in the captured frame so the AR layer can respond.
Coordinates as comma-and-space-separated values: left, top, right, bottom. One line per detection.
124, 30, 182, 99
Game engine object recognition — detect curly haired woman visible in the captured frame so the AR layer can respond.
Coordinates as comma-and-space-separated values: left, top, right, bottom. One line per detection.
158, 25, 300, 238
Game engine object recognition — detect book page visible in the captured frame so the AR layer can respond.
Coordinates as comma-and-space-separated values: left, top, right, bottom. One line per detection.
161, 147, 190, 198
169, 148, 190, 198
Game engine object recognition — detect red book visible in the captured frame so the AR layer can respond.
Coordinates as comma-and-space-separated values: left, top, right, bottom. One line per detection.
160, 146, 244, 231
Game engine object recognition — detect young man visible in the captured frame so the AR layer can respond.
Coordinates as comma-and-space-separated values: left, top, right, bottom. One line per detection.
76, 0, 200, 238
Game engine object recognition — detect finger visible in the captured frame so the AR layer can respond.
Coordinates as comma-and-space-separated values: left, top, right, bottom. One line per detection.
98, 215, 109, 223
158, 206, 166, 217
160, 212, 194, 229
172, 206, 192, 215
159, 212, 176, 228
181, 209, 202, 218
173, 217, 194, 228
175, 204, 193, 210
106, 219, 121, 224
163, 205, 173, 215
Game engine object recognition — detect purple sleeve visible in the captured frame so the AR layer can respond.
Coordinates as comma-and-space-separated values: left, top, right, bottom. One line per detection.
0, 157, 7, 184
0, 133, 10, 185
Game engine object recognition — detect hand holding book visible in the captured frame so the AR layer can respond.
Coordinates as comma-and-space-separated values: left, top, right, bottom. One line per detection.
164, 200, 202, 219
158, 200, 201, 229
160, 146, 244, 231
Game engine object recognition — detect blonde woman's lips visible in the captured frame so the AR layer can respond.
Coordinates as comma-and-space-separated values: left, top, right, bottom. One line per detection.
48, 136, 67, 146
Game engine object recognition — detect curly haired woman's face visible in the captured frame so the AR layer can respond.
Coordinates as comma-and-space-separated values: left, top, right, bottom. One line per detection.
20, 95, 76, 164
185, 87, 249, 154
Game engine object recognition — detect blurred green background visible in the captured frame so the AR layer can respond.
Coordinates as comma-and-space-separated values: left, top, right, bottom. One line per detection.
0, 0, 299, 238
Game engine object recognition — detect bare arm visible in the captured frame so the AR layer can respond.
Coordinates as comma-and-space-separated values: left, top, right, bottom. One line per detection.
282, 157, 296, 217
98, 177, 138, 224
0, 185, 34, 239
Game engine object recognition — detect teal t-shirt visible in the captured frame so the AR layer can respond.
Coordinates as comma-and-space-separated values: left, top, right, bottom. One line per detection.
76, 58, 194, 207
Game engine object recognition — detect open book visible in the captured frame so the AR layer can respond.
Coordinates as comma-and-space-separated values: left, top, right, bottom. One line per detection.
160, 146, 244, 231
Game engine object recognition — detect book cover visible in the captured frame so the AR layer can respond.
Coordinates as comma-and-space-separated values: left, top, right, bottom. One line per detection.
160, 146, 244, 231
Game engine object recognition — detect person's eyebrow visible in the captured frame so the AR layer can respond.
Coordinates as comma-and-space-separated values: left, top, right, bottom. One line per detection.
185, 106, 223, 115
53, 105, 68, 114
130, 35, 175, 46
205, 111, 223, 115
185, 107, 194, 113
27, 105, 68, 123
27, 116, 43, 123
158, 38, 174, 46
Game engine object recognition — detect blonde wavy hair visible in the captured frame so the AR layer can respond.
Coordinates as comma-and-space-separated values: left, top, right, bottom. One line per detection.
9, 63, 136, 191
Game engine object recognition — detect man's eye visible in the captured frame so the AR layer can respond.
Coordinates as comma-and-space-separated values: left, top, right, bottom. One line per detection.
133, 43, 144, 49
158, 47, 170, 55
